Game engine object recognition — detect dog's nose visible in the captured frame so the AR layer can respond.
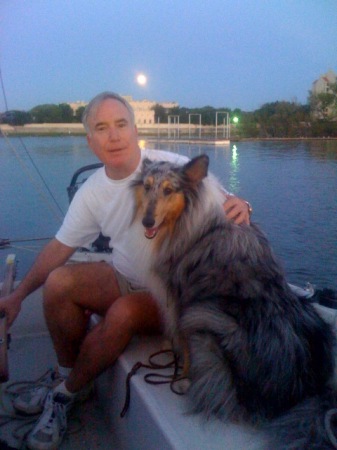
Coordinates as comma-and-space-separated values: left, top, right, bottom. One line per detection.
142, 216, 155, 228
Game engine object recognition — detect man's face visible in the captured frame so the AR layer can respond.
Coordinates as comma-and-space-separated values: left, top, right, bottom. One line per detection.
86, 98, 140, 179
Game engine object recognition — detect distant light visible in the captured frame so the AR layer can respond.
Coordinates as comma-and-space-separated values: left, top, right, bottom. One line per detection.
136, 74, 147, 86
233, 116, 239, 124
138, 139, 146, 149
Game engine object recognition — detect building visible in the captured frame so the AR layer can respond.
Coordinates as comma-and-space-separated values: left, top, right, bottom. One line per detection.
68, 101, 88, 114
123, 96, 179, 125
312, 69, 336, 95
311, 69, 337, 119
68, 96, 179, 126
123, 96, 155, 125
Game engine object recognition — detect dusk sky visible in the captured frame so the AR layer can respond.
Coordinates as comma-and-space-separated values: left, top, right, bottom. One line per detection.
1, 0, 336, 112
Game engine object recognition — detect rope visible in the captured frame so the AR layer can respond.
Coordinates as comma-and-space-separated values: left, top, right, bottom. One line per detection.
0, 238, 53, 254
7, 245, 47, 254
2, 237, 53, 244
120, 349, 188, 418
0, 368, 86, 448
1, 238, 53, 255
1, 62, 64, 236
0, 66, 9, 111
0, 379, 41, 448
1, 132, 65, 223
325, 409, 337, 449
18, 135, 65, 218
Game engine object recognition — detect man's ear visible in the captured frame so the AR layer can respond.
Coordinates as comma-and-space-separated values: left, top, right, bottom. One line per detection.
182, 154, 209, 183
86, 133, 92, 148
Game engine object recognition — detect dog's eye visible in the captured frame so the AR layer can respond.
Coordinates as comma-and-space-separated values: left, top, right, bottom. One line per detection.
163, 187, 173, 196
144, 184, 151, 192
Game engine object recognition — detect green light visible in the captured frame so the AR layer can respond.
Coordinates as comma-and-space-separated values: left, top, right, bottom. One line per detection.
233, 116, 239, 124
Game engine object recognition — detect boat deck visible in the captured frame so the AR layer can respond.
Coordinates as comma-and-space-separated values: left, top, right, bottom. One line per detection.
0, 288, 116, 449
0, 287, 266, 449
2, 286, 337, 449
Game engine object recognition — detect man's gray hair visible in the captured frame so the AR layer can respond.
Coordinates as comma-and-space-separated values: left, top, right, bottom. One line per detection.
82, 92, 135, 133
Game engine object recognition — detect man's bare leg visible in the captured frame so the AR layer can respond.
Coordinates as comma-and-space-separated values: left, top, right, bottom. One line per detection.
65, 292, 162, 392
43, 262, 162, 393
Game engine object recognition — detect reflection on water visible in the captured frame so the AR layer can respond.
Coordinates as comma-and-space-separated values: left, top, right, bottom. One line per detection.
1, 136, 336, 290
228, 144, 240, 193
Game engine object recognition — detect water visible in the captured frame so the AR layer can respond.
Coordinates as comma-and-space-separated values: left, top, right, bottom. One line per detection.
1, 136, 336, 290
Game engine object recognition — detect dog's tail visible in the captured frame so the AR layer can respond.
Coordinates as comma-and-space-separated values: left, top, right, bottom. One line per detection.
264, 390, 337, 449
182, 305, 337, 448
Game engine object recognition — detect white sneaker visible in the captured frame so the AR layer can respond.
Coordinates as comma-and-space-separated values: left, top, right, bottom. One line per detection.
26, 391, 73, 450
13, 369, 64, 415
12, 369, 93, 416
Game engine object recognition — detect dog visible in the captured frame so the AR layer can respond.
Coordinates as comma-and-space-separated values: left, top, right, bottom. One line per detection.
131, 154, 337, 449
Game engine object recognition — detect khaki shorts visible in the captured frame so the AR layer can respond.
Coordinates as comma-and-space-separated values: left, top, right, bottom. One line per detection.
90, 267, 150, 327
112, 266, 149, 297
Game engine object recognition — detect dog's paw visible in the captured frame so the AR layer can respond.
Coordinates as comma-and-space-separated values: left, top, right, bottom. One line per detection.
173, 376, 191, 394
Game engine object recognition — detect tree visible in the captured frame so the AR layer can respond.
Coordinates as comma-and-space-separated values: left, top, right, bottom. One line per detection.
236, 111, 259, 138
253, 101, 310, 137
58, 103, 74, 123
151, 104, 167, 123
29, 103, 75, 123
74, 106, 86, 123
1, 110, 31, 125
30, 104, 62, 123
309, 82, 337, 121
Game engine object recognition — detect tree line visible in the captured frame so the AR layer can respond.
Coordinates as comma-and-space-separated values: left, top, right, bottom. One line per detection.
0, 103, 85, 126
1, 84, 337, 138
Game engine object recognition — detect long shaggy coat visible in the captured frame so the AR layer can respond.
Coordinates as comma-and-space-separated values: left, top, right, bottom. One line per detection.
131, 155, 337, 449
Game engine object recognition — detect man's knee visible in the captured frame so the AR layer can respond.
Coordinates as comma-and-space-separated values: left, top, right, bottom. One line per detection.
104, 294, 162, 336
43, 265, 75, 304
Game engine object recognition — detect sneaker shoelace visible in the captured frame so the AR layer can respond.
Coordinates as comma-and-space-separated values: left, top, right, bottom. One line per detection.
6, 368, 63, 398
30, 393, 72, 442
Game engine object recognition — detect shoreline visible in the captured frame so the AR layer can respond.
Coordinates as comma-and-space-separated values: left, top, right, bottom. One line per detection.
1, 123, 337, 142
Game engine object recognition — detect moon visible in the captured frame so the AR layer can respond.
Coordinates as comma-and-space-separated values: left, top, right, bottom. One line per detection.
136, 73, 147, 86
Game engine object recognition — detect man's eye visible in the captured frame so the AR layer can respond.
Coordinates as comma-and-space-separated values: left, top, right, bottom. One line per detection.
163, 187, 173, 196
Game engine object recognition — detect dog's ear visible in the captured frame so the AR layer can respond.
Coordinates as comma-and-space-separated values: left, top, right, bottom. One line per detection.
182, 155, 209, 183
141, 158, 153, 172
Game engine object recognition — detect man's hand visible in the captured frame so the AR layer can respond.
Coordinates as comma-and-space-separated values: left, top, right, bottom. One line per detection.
0, 239, 76, 329
223, 195, 252, 225
0, 293, 22, 328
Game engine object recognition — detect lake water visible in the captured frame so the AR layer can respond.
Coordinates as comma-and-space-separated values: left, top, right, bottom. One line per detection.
0, 136, 336, 290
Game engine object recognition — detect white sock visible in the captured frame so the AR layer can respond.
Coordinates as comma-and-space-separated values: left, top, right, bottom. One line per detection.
53, 380, 76, 398
57, 365, 73, 379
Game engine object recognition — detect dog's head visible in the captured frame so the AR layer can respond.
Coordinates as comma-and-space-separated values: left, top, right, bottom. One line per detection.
132, 154, 209, 240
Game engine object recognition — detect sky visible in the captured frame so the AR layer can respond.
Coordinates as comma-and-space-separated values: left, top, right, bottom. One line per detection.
1, 0, 337, 112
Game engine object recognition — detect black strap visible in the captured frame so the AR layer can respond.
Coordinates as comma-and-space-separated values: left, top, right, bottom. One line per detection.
120, 349, 187, 417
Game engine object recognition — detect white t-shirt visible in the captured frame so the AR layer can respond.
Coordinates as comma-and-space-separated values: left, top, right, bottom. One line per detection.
56, 148, 189, 288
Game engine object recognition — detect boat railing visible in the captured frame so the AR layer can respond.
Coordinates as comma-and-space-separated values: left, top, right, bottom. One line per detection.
67, 162, 112, 254
67, 162, 103, 203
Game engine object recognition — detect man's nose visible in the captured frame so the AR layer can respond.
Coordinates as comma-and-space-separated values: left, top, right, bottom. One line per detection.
108, 127, 119, 140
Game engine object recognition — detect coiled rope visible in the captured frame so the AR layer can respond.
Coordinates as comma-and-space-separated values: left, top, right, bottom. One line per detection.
0, 369, 84, 449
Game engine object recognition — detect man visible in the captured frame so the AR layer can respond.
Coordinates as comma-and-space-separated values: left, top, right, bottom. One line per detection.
0, 92, 251, 449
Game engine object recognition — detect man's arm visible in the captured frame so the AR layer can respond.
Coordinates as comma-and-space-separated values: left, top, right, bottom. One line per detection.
0, 238, 76, 327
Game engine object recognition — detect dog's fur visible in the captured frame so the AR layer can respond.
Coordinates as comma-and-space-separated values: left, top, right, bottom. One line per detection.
131, 155, 337, 449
